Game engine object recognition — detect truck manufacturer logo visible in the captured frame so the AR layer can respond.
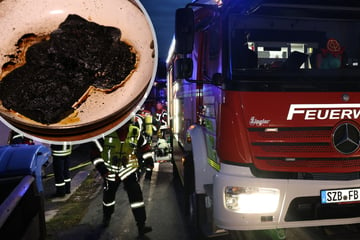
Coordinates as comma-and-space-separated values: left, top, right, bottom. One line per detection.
332, 122, 360, 154
249, 116, 270, 126
287, 104, 360, 120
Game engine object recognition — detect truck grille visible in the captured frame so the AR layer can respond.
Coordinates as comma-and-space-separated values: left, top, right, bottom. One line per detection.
285, 196, 360, 222
253, 142, 331, 153
248, 127, 360, 173
252, 128, 330, 140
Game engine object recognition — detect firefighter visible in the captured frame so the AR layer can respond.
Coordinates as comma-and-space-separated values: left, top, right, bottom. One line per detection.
133, 109, 155, 180
155, 101, 168, 139
91, 123, 152, 237
155, 101, 168, 129
51, 143, 72, 197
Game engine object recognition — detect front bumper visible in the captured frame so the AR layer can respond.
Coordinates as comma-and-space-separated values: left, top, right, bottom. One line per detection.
214, 163, 360, 231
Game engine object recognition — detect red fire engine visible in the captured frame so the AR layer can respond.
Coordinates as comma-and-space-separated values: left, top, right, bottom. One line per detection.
167, 0, 360, 238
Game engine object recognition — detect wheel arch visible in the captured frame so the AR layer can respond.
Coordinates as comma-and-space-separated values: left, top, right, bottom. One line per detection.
187, 124, 217, 194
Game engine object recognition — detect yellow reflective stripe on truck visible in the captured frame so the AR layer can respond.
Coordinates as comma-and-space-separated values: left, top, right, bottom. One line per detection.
208, 158, 220, 171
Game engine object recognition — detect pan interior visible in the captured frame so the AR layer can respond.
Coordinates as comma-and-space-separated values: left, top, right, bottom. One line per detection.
0, 0, 157, 143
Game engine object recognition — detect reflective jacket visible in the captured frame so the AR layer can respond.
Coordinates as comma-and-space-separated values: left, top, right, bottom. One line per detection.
102, 131, 139, 181
156, 109, 168, 129
93, 126, 141, 181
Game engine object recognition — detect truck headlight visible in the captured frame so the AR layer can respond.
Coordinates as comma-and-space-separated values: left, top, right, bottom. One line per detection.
225, 186, 280, 214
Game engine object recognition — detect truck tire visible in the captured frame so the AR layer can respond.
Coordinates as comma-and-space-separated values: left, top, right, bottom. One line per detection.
183, 152, 195, 216
183, 153, 207, 239
192, 193, 207, 239
171, 139, 180, 179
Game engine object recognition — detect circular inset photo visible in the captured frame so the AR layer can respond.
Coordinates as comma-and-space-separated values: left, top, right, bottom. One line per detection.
0, 0, 158, 144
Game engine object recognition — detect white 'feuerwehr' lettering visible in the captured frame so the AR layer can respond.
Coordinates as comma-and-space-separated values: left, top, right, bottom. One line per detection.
287, 104, 360, 120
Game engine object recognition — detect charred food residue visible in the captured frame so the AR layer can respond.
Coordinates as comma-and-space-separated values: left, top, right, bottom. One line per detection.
0, 14, 136, 124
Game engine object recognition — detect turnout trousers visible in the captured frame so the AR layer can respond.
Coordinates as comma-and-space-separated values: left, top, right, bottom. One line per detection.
139, 144, 154, 180
53, 155, 71, 195
102, 172, 146, 226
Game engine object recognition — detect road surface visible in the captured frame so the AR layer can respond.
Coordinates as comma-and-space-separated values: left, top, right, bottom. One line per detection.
46, 144, 360, 240
77, 162, 193, 240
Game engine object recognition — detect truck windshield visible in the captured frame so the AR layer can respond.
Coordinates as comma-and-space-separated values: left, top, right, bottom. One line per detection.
228, 5, 360, 91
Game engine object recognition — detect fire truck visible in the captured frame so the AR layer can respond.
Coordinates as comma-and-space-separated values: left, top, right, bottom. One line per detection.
167, 0, 360, 238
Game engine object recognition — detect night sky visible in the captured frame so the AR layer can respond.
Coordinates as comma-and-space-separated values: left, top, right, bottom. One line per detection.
140, 0, 188, 60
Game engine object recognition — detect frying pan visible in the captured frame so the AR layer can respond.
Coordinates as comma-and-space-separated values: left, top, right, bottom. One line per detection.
0, 0, 158, 143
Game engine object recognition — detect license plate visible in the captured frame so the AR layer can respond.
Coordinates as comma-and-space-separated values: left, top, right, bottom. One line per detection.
321, 188, 360, 204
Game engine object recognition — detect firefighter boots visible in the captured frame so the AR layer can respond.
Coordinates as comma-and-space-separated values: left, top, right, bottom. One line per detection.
138, 224, 152, 237
102, 215, 111, 228
65, 181, 71, 194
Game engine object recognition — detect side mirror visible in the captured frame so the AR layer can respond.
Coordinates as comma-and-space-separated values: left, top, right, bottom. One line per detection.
175, 8, 194, 54
212, 73, 223, 85
175, 58, 193, 79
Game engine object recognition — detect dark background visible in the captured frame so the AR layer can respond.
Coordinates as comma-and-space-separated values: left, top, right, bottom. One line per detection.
141, 0, 188, 60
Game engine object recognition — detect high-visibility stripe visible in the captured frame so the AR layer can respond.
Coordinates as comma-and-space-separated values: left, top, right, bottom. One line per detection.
118, 167, 133, 178
208, 158, 221, 171
104, 162, 125, 171
53, 143, 72, 156
12, 134, 23, 139
105, 173, 116, 181
103, 201, 116, 207
126, 162, 139, 168
103, 163, 136, 178
136, 116, 144, 132
94, 139, 103, 152
106, 149, 111, 164
64, 178, 71, 182
106, 177, 116, 181
120, 168, 137, 181
105, 165, 116, 171
143, 137, 148, 146
142, 152, 153, 159
104, 159, 138, 171
104, 162, 122, 170
53, 151, 71, 156
129, 158, 139, 168
130, 202, 145, 209
93, 158, 104, 166
102, 166, 138, 181
146, 168, 152, 171
55, 182, 65, 187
